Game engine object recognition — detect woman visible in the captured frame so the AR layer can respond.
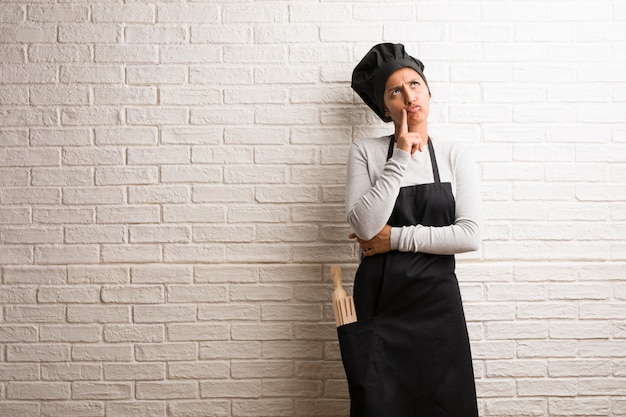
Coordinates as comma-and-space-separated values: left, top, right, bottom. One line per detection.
339, 43, 483, 417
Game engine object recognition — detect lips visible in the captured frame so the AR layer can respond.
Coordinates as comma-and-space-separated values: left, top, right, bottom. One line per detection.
407, 106, 421, 113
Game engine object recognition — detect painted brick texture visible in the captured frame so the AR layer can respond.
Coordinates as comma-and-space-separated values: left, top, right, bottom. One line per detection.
0, 1, 625, 416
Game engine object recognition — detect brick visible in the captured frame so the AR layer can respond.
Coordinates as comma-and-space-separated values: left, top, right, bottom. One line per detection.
72, 344, 132, 362
0, 24, 55, 43
34, 245, 100, 265
133, 305, 196, 324
0, 286, 36, 304
158, 4, 219, 23
191, 26, 251, 44
475, 379, 516, 397
28, 5, 89, 22
167, 323, 230, 342
40, 325, 100, 343
131, 264, 193, 284
92, 5, 155, 23
231, 360, 293, 379
0, 45, 25, 63
163, 244, 224, 263
0, 147, 60, 167
0, 325, 38, 342
104, 324, 164, 343
106, 402, 165, 417
127, 65, 186, 84
95, 44, 157, 63
37, 286, 100, 303
199, 342, 261, 360
169, 362, 229, 379
128, 146, 190, 165
161, 126, 221, 145
97, 206, 160, 224
95, 127, 157, 145
262, 341, 323, 360
163, 203, 226, 223
550, 321, 611, 340
59, 24, 121, 43
0, 168, 29, 187
167, 284, 227, 303
125, 26, 187, 44
225, 243, 290, 263
31, 128, 91, 146
101, 285, 164, 304
94, 86, 157, 105
1, 246, 31, 265
96, 167, 158, 186
194, 146, 253, 164
72, 382, 131, 400
190, 65, 253, 85
191, 224, 251, 243
40, 401, 104, 417
162, 166, 221, 184
194, 265, 259, 283
0, 364, 39, 381
135, 343, 197, 362
160, 87, 221, 105
223, 4, 287, 23
1, 63, 54, 84
231, 324, 291, 341
67, 306, 130, 324
128, 185, 191, 204
548, 359, 612, 377
68, 265, 129, 284
104, 363, 166, 381
198, 305, 259, 321
41, 363, 101, 382
224, 166, 287, 184
190, 107, 254, 125
484, 398, 546, 416
200, 380, 261, 398
61, 107, 122, 126
168, 401, 229, 417
28, 44, 90, 63
549, 398, 610, 416
7, 343, 70, 362
126, 107, 188, 125
129, 225, 191, 243
6, 382, 70, 400
101, 244, 162, 264
0, 86, 28, 105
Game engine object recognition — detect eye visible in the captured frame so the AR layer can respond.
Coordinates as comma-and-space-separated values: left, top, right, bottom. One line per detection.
411, 81, 420, 87
391, 88, 401, 96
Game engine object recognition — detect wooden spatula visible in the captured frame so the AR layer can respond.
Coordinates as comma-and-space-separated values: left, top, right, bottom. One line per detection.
331, 265, 357, 327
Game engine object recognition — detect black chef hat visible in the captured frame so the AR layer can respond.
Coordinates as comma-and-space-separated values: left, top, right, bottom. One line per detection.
351, 43, 429, 123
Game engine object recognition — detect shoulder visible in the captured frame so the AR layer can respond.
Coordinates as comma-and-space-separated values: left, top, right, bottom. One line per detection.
430, 137, 476, 167
352, 135, 391, 151
350, 135, 392, 159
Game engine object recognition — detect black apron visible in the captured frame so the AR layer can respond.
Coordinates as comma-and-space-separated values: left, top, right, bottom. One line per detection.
338, 137, 478, 417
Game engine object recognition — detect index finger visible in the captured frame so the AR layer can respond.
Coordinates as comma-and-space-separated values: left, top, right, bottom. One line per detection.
400, 109, 408, 135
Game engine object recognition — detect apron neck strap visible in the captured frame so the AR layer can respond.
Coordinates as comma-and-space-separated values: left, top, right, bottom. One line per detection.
386, 136, 441, 184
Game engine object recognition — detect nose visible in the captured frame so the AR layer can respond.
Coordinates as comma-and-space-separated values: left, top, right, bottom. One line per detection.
404, 88, 416, 105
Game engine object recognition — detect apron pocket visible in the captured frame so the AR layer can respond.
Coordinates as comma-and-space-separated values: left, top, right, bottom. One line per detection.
337, 318, 381, 414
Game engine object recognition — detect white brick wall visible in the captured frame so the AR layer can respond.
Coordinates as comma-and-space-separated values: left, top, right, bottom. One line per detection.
0, 1, 624, 416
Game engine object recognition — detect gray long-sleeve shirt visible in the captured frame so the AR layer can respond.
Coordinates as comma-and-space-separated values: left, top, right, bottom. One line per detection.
346, 135, 483, 255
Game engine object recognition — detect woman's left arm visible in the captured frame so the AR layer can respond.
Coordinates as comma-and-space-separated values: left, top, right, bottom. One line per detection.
391, 145, 484, 255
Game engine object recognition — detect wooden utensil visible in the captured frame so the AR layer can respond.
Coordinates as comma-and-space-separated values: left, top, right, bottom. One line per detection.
331, 265, 357, 327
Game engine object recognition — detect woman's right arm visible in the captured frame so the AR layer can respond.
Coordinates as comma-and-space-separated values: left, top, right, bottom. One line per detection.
345, 141, 410, 240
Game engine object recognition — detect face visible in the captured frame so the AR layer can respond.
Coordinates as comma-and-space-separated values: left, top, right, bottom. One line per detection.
383, 67, 430, 127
